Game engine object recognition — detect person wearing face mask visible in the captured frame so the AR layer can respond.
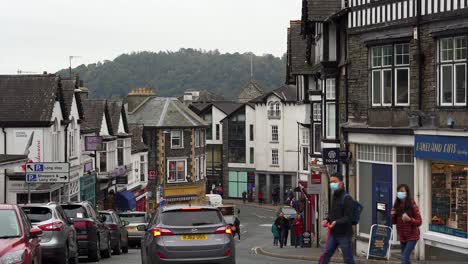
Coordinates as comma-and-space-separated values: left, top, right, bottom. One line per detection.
319, 173, 355, 264
391, 184, 422, 264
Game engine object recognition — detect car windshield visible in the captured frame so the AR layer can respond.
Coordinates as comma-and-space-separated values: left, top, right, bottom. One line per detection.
62, 205, 88, 219
282, 208, 296, 215
22, 207, 52, 223
119, 214, 146, 223
161, 209, 222, 226
218, 207, 234, 216
99, 213, 113, 223
0, 210, 21, 238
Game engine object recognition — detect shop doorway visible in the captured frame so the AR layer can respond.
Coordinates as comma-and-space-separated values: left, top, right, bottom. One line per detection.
372, 164, 393, 226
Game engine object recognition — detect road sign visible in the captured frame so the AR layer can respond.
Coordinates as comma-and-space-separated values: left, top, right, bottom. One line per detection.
26, 172, 70, 183
25, 162, 69, 173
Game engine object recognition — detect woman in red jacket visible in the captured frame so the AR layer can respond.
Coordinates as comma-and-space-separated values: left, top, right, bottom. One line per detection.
391, 184, 422, 264
294, 214, 304, 248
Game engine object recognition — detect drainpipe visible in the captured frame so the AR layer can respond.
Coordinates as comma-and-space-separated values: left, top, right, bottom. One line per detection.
417, 0, 422, 113
2, 127, 7, 203
64, 122, 69, 202
344, 18, 350, 193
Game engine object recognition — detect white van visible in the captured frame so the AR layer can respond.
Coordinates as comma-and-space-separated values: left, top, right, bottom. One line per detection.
205, 194, 223, 207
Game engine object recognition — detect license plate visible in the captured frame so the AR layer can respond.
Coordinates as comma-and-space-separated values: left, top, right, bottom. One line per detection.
127, 226, 137, 231
181, 234, 208, 240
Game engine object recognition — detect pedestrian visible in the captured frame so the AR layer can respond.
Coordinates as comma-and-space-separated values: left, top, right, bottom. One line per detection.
274, 212, 288, 248
319, 173, 355, 264
258, 191, 264, 204
391, 184, 422, 264
242, 191, 247, 204
294, 214, 304, 248
290, 197, 297, 211
271, 223, 279, 246
233, 216, 241, 240
280, 213, 290, 247
272, 190, 278, 206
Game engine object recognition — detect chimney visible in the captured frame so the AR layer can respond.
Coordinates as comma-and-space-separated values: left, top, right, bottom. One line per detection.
76, 86, 89, 100
127, 88, 155, 112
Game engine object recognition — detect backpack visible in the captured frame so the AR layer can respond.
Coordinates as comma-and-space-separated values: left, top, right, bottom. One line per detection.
341, 193, 364, 225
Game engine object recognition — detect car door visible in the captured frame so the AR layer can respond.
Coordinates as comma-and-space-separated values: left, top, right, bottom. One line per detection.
58, 206, 77, 255
115, 214, 128, 244
87, 205, 106, 249
19, 208, 41, 264
141, 212, 157, 262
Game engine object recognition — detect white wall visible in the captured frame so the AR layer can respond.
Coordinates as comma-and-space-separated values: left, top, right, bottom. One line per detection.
228, 105, 256, 169
208, 106, 226, 145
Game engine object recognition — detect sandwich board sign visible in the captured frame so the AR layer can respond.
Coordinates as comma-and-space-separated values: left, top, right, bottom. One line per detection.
25, 162, 70, 183
367, 224, 393, 260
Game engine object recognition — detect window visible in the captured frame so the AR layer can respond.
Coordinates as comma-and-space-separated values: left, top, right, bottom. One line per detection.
249, 124, 254, 141
326, 79, 336, 99
271, 149, 279, 165
171, 130, 183, 148
371, 44, 410, 106
313, 124, 322, 154
69, 119, 76, 157
200, 156, 205, 179
228, 110, 246, 163
326, 103, 336, 139
313, 103, 321, 121
140, 155, 146, 182
195, 158, 200, 181
268, 102, 281, 119
438, 36, 467, 106
117, 139, 124, 166
195, 130, 200, 147
271, 125, 279, 142
167, 160, 186, 183
201, 130, 205, 146
204, 113, 213, 140
99, 151, 107, 172
309, 76, 320, 91
215, 124, 220, 140
302, 147, 309, 171
396, 147, 414, 163
301, 128, 309, 145
250, 147, 254, 164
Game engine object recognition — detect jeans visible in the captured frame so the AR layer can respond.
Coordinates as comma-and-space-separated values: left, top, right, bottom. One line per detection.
320, 234, 355, 264
400, 240, 417, 264
279, 229, 288, 248
273, 237, 278, 246
295, 234, 303, 248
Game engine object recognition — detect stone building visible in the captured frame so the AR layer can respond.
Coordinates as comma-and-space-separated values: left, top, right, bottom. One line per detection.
237, 80, 265, 103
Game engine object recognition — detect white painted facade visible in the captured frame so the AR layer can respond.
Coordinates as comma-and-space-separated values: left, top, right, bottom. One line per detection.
206, 106, 226, 145
228, 105, 256, 170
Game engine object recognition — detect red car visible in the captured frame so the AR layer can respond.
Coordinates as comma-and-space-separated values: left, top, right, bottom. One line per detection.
0, 204, 42, 264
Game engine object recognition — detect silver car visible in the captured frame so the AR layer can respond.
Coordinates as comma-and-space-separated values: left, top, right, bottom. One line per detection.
21, 203, 79, 264
140, 205, 236, 264
118, 211, 149, 247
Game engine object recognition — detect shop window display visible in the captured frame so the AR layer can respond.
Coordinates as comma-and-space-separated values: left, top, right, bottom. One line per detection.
430, 163, 467, 238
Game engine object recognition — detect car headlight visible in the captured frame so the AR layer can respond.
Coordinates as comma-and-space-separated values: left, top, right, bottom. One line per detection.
1, 250, 25, 264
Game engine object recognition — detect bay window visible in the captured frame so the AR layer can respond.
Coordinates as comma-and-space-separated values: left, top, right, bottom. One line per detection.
167, 159, 186, 183
439, 36, 467, 106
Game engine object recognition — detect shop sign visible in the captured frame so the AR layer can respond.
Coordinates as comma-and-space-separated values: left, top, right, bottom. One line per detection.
429, 224, 467, 239
367, 225, 393, 260
84, 161, 93, 173
85, 136, 103, 151
110, 166, 127, 178
308, 174, 322, 194
148, 170, 157, 180
415, 135, 468, 163
322, 148, 340, 165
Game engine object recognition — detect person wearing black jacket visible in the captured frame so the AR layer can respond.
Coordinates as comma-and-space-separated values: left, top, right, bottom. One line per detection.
320, 173, 355, 264
274, 212, 290, 248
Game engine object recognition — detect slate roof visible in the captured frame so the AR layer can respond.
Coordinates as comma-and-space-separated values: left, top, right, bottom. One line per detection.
62, 79, 84, 120
107, 100, 129, 135
0, 154, 28, 164
178, 90, 225, 103
238, 80, 265, 103
81, 99, 107, 133
0, 75, 62, 126
250, 85, 298, 103
128, 97, 208, 128
191, 101, 242, 116
128, 124, 148, 154
307, 0, 341, 21
289, 21, 314, 75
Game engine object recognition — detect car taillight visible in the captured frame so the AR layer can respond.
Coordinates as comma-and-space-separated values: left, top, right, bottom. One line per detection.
108, 224, 118, 230
224, 249, 231, 256
157, 252, 167, 259
38, 221, 63, 231
214, 226, 232, 235
74, 220, 93, 229
152, 228, 173, 237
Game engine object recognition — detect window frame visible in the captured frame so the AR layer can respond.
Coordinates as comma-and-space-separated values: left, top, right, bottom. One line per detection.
302, 146, 309, 171
312, 102, 322, 121
313, 123, 322, 154
249, 124, 254, 141
195, 130, 200, 147
271, 125, 279, 142
271, 149, 279, 166
167, 159, 187, 183
215, 124, 220, 140
139, 155, 146, 182
170, 130, 184, 149
326, 103, 336, 140
249, 147, 254, 164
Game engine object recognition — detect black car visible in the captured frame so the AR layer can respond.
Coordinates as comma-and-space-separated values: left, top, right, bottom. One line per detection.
61, 202, 112, 261
99, 210, 129, 255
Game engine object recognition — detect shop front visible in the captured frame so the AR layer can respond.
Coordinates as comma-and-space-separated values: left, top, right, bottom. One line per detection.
414, 133, 468, 261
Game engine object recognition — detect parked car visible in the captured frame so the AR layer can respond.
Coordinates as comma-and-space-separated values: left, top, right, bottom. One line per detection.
118, 211, 150, 247
277, 206, 297, 220
61, 202, 112, 261
0, 204, 42, 264
21, 203, 79, 264
205, 194, 223, 206
98, 210, 129, 255
139, 205, 236, 264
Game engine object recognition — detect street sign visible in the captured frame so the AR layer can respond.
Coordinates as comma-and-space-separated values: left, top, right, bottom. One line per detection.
25, 162, 70, 183
26, 172, 70, 183
308, 174, 322, 194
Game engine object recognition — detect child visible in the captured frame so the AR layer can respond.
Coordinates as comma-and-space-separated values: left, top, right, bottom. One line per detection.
271, 223, 279, 246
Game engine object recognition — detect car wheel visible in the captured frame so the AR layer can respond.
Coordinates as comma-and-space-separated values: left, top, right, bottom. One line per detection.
88, 239, 101, 262
113, 238, 121, 255
101, 235, 112, 258
122, 235, 129, 253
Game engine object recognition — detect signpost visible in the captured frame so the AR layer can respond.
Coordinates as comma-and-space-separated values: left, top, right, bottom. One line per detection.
367, 225, 393, 260
25, 162, 70, 183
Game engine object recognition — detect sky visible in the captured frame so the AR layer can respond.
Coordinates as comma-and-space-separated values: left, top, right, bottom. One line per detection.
0, 0, 302, 74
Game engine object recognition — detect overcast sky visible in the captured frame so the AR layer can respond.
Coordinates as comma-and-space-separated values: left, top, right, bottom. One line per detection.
0, 0, 302, 74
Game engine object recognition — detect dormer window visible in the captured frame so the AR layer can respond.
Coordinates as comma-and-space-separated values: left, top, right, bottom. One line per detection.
268, 102, 281, 119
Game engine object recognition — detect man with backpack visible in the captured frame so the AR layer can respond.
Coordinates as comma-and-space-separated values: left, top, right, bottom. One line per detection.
320, 173, 359, 264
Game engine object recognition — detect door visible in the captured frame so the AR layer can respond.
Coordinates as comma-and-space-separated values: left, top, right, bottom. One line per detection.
372, 164, 393, 227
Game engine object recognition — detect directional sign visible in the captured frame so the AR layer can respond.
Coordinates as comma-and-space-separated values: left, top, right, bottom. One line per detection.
25, 162, 69, 173
26, 173, 70, 183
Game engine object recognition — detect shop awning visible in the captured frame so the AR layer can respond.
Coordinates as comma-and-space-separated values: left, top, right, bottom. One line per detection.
165, 195, 198, 202
115, 191, 136, 210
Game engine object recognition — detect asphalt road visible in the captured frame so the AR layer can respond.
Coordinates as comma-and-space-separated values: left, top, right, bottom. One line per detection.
83, 204, 310, 264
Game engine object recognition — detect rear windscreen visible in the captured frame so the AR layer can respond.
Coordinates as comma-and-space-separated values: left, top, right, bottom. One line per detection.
99, 213, 113, 223
22, 207, 52, 223
218, 207, 234, 216
62, 205, 88, 219
119, 214, 146, 223
161, 210, 222, 226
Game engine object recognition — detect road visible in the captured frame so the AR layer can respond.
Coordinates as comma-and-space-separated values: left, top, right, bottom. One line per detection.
85, 204, 310, 264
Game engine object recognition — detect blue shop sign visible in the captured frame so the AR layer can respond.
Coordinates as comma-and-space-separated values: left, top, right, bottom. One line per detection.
322, 148, 340, 165
415, 135, 468, 163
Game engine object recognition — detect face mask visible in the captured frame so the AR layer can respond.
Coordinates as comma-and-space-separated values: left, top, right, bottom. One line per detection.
397, 192, 407, 200
329, 182, 339, 191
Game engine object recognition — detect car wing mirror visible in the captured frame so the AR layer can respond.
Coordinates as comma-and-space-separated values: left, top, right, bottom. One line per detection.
136, 224, 147, 231
29, 227, 43, 238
